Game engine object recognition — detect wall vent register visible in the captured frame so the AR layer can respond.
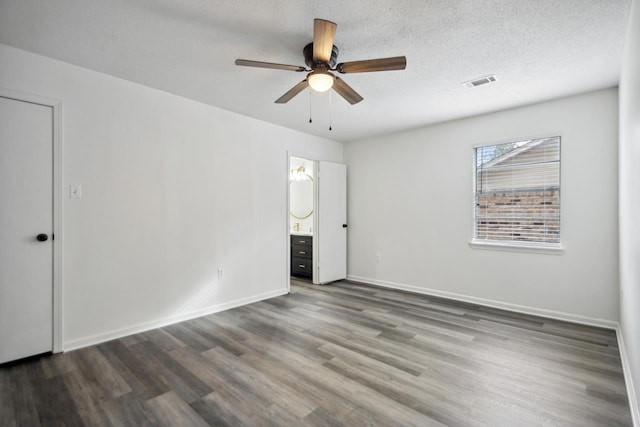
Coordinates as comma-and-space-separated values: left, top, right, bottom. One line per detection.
463, 75, 497, 88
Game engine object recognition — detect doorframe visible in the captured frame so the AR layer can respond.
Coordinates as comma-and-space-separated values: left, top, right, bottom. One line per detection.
286, 151, 318, 293
1, 87, 64, 353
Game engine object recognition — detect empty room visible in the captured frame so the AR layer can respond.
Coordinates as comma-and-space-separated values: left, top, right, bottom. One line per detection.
1, 0, 639, 425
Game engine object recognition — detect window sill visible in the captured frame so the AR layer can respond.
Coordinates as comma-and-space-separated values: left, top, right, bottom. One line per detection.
469, 240, 565, 255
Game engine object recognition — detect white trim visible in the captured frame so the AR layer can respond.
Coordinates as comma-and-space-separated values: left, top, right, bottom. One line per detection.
469, 240, 565, 255
617, 324, 640, 426
52, 99, 64, 354
0, 87, 64, 354
63, 288, 288, 352
285, 151, 291, 294
313, 159, 319, 285
346, 275, 617, 330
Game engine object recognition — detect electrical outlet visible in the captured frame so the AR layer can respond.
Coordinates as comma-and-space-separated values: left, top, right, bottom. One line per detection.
218, 268, 224, 279
376, 254, 381, 263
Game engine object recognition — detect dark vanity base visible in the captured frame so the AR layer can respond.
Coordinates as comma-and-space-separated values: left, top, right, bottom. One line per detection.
291, 235, 312, 278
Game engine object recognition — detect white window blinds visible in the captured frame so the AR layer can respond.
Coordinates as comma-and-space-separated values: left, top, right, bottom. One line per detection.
474, 136, 561, 246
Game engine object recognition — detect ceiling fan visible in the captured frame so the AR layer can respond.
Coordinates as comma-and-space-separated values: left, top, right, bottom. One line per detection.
235, 19, 407, 105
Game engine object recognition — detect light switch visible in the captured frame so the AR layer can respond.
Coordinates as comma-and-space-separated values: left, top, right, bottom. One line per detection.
70, 185, 82, 199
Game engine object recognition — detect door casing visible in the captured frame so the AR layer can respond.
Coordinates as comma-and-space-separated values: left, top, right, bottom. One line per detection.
286, 151, 319, 292
286, 153, 347, 289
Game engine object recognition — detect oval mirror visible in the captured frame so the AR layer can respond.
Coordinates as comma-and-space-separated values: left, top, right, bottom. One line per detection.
290, 176, 313, 219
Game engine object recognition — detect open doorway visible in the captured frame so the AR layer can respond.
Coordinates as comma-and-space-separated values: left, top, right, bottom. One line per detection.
287, 155, 348, 290
289, 156, 315, 285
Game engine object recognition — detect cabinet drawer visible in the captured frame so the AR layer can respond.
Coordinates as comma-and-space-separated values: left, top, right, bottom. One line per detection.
291, 236, 312, 246
291, 244, 311, 259
291, 257, 312, 277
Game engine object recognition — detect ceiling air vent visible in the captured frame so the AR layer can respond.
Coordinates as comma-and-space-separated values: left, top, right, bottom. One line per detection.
462, 75, 497, 89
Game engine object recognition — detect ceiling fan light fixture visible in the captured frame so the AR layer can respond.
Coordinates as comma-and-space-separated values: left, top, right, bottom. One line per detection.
307, 70, 335, 92
235, 18, 406, 106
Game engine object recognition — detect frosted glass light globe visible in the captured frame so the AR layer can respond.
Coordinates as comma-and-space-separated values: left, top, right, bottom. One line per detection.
308, 70, 335, 92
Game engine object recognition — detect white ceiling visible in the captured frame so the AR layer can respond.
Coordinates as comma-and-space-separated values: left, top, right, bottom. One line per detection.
0, 0, 631, 142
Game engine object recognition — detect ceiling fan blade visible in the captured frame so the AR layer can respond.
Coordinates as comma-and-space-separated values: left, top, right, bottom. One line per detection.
333, 77, 363, 105
336, 56, 407, 74
313, 19, 337, 63
235, 59, 306, 72
275, 80, 309, 103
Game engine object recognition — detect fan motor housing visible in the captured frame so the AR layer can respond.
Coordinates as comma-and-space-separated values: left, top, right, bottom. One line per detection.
303, 43, 339, 69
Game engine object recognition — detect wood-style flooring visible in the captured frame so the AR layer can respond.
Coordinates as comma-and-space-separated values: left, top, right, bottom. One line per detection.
0, 280, 632, 426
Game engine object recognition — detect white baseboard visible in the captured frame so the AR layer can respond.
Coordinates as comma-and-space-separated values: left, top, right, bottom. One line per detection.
617, 324, 640, 427
346, 275, 617, 330
63, 288, 288, 351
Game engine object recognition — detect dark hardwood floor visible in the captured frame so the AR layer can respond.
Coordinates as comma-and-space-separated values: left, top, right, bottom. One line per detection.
1, 279, 632, 426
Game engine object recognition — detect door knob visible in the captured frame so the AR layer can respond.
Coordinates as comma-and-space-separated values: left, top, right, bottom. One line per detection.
342, 224, 348, 228
36, 233, 48, 242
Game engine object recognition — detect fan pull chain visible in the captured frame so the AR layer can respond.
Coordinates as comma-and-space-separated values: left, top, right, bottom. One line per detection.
309, 90, 312, 123
329, 90, 332, 131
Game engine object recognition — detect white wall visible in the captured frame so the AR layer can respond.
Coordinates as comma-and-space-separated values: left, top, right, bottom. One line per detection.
0, 44, 343, 349
619, 0, 640, 419
345, 88, 619, 325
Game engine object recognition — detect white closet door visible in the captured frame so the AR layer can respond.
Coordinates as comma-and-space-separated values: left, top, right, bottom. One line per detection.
0, 96, 53, 363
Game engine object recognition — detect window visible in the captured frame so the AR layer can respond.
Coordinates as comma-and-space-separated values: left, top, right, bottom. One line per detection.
473, 136, 561, 249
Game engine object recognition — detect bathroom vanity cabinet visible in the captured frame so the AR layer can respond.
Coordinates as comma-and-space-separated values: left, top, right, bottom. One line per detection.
291, 234, 312, 278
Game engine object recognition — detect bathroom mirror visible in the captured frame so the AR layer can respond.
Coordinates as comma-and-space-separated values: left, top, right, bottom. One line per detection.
290, 175, 314, 219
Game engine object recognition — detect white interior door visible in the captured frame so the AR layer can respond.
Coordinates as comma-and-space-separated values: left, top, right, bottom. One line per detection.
0, 96, 53, 364
315, 161, 347, 284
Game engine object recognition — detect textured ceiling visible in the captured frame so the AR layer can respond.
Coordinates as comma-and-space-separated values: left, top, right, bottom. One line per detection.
0, 0, 631, 142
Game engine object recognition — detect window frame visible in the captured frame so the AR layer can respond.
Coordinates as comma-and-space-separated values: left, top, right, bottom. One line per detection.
469, 135, 565, 255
